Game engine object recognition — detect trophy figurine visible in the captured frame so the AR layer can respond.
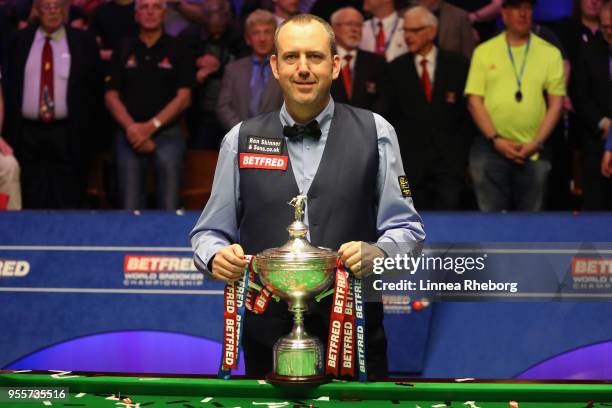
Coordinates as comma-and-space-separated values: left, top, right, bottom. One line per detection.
253, 195, 337, 383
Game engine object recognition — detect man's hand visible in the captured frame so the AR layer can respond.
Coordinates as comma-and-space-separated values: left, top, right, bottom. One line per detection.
602, 119, 611, 140
126, 122, 155, 150
493, 137, 524, 165
135, 139, 157, 153
0, 137, 14, 156
517, 141, 541, 161
602, 150, 612, 178
211, 244, 249, 283
338, 241, 386, 278
196, 54, 221, 71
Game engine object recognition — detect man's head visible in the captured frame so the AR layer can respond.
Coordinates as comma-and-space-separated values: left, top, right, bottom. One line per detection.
601, 1, 612, 44
403, 6, 437, 55
202, 0, 231, 37
135, 0, 166, 32
578, 0, 604, 20
271, 14, 341, 118
331, 7, 364, 51
273, 0, 299, 19
501, 0, 535, 37
362, 0, 395, 18
35, 0, 65, 33
245, 9, 277, 59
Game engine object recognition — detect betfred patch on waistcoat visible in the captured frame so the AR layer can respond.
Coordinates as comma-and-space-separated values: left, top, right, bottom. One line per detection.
398, 175, 412, 198
239, 153, 288, 170
245, 135, 284, 155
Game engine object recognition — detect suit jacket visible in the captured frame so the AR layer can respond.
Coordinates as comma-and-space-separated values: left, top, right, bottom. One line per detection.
389, 48, 470, 183
360, 12, 407, 62
331, 49, 391, 117
216, 55, 283, 131
572, 35, 611, 140
437, 1, 476, 59
4, 25, 102, 159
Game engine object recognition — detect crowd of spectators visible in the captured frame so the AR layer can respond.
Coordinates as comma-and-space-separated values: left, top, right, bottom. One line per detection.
0, 0, 610, 211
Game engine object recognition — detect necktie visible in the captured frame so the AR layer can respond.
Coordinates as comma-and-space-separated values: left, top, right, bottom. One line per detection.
249, 59, 267, 117
342, 54, 353, 100
375, 21, 385, 56
282, 120, 322, 140
39, 36, 55, 122
420, 58, 432, 103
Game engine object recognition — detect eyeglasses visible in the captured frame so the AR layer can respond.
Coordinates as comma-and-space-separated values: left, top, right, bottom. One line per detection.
137, 3, 164, 11
402, 25, 428, 34
38, 3, 62, 12
335, 22, 363, 29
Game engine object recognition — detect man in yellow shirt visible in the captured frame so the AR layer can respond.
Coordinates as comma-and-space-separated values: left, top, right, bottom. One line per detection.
464, 0, 564, 211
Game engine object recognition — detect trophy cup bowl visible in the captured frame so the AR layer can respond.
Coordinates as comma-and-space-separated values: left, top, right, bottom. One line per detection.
253, 195, 337, 384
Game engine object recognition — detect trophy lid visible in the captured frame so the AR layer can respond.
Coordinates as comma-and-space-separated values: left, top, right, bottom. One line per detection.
257, 195, 338, 262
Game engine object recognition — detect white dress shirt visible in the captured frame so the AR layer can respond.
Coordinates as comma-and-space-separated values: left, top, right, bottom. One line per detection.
414, 46, 438, 85
22, 27, 70, 120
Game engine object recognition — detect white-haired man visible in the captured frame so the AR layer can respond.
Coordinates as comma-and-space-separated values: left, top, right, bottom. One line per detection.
330, 6, 390, 116
3, 0, 101, 208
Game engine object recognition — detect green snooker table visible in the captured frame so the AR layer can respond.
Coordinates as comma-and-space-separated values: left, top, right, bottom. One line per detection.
0, 371, 610, 407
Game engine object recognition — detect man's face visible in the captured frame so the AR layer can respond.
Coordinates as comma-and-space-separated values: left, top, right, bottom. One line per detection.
136, 0, 165, 31
601, 7, 612, 45
271, 21, 341, 109
581, 0, 604, 19
273, 0, 299, 16
245, 22, 275, 58
501, 2, 533, 37
403, 12, 436, 54
36, 0, 64, 33
332, 9, 363, 50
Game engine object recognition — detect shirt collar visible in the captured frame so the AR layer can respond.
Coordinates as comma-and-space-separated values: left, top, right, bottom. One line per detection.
36, 26, 66, 42
415, 45, 437, 64
280, 97, 335, 132
375, 11, 398, 31
337, 46, 357, 61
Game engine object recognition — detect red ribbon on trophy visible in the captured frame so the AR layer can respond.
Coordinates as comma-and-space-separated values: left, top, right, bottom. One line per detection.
340, 277, 355, 378
218, 255, 251, 379
325, 260, 351, 377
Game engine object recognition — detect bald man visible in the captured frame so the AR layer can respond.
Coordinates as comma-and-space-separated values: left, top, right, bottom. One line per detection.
330, 7, 391, 116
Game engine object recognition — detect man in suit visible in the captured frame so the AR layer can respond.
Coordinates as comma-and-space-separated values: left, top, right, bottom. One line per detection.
416, 0, 476, 58
217, 9, 283, 131
360, 0, 408, 62
389, 5, 469, 210
330, 6, 390, 116
4, 0, 101, 208
573, 1, 611, 209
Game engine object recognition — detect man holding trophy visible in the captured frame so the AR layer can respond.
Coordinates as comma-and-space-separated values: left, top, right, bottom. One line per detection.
190, 14, 425, 380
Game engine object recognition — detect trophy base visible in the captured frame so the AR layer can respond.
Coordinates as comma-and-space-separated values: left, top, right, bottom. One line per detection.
266, 372, 328, 388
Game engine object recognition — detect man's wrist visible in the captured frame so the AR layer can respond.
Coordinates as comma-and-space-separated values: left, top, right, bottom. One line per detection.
487, 133, 500, 143
598, 117, 611, 130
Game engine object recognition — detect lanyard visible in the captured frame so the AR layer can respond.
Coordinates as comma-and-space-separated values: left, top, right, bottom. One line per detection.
371, 15, 399, 54
506, 35, 531, 102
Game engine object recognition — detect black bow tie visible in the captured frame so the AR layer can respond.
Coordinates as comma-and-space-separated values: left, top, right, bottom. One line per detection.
282, 120, 322, 140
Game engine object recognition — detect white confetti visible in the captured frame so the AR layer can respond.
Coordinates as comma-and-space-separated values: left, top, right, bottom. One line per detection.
432, 404, 447, 408
202, 397, 213, 403
257, 380, 267, 385
315, 396, 330, 401
454, 378, 475, 382
106, 395, 120, 401
463, 402, 480, 408
43, 402, 52, 406
137, 378, 161, 381
251, 402, 289, 407
11, 370, 32, 373
116, 403, 140, 408
75, 393, 86, 398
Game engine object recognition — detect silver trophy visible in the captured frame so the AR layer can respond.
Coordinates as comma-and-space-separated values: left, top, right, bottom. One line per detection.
253, 195, 337, 383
